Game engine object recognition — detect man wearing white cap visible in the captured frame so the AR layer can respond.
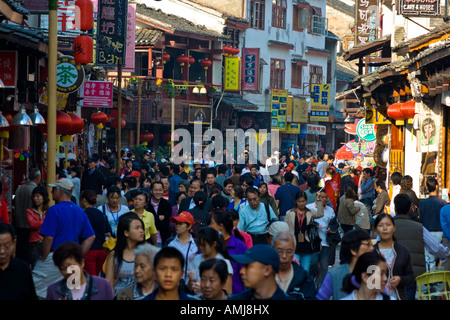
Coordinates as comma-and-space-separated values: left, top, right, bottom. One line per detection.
32, 178, 95, 298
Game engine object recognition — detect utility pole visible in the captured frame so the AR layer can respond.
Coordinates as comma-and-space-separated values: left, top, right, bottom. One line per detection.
117, 58, 122, 173
47, 0, 57, 204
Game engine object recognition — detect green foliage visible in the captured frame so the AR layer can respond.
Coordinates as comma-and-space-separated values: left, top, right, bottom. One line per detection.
154, 145, 170, 160
129, 144, 148, 161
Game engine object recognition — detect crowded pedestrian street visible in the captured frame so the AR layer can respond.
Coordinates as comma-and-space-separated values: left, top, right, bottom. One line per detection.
1, 0, 450, 306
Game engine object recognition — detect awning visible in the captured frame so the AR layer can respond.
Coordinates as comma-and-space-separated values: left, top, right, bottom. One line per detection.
220, 93, 258, 110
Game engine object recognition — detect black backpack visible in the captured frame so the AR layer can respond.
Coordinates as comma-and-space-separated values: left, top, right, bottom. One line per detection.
305, 220, 321, 253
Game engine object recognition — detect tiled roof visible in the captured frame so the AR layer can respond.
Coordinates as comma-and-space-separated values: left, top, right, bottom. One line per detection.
135, 28, 163, 46
135, 3, 226, 40
0, 23, 47, 52
326, 0, 354, 16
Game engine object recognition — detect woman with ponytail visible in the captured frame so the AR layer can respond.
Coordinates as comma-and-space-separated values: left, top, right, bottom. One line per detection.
210, 210, 248, 294
341, 251, 394, 300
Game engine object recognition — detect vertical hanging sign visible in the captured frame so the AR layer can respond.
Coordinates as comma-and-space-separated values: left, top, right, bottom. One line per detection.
241, 48, 259, 91
96, 0, 128, 66
355, 0, 379, 46
224, 57, 240, 91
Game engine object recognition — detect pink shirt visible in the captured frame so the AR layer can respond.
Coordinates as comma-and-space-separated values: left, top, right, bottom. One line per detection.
267, 184, 281, 197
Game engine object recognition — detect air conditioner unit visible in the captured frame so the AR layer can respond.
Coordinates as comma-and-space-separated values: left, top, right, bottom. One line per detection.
393, 25, 405, 47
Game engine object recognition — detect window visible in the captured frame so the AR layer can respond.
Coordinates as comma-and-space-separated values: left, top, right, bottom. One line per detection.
309, 6, 328, 35
250, 0, 265, 30
293, 5, 309, 31
311, 15, 328, 35
272, 0, 287, 29
291, 63, 302, 88
270, 59, 285, 89
223, 28, 240, 48
310, 65, 323, 84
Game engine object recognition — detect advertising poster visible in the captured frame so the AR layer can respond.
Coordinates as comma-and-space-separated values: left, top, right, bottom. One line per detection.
271, 89, 288, 131
310, 83, 330, 122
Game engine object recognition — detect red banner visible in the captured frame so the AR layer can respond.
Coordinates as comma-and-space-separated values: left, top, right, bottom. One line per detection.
325, 172, 341, 211
0, 51, 16, 87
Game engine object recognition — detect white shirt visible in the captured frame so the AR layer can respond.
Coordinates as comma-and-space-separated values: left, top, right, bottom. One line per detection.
390, 184, 401, 217
189, 253, 233, 283
306, 203, 335, 247
168, 235, 199, 282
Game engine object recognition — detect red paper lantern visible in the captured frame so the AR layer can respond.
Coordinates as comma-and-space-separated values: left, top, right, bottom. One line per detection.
140, 132, 154, 143
176, 54, 189, 66
111, 118, 126, 128
188, 56, 195, 67
56, 111, 73, 135
68, 112, 84, 134
90, 111, 108, 125
400, 100, 416, 118
233, 47, 240, 55
74, 35, 93, 64
222, 45, 231, 55
75, 0, 93, 31
387, 103, 404, 120
200, 58, 212, 70
162, 52, 170, 64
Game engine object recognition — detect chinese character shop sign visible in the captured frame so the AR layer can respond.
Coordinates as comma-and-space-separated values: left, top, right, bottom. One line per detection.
310, 84, 330, 122
355, 0, 379, 46
241, 48, 259, 91
82, 81, 113, 108
0, 51, 17, 87
96, 0, 128, 66
56, 55, 85, 93
224, 57, 240, 91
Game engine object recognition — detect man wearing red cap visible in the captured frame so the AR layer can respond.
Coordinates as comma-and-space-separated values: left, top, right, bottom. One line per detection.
166, 211, 199, 284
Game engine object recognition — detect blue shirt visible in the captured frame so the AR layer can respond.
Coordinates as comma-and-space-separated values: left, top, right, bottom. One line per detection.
419, 195, 446, 231
169, 174, 184, 194
275, 183, 300, 217
359, 177, 375, 200
39, 201, 95, 250
440, 204, 450, 240
238, 203, 278, 234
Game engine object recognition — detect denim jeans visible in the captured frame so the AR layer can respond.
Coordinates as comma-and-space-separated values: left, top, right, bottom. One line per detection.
316, 246, 330, 288
298, 253, 313, 272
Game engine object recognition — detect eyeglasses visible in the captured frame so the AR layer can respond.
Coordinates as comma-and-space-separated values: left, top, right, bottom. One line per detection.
276, 249, 295, 256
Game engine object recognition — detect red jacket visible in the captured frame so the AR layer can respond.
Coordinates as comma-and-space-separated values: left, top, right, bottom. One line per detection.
0, 200, 9, 224
26, 208, 46, 243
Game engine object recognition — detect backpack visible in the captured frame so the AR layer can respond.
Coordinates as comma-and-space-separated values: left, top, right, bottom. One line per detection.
305, 220, 321, 253
263, 202, 278, 229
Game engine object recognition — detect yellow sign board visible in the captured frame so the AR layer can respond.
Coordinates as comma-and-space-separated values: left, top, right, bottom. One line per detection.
310, 83, 330, 122
293, 98, 309, 123
285, 123, 301, 134
365, 105, 392, 124
224, 57, 240, 91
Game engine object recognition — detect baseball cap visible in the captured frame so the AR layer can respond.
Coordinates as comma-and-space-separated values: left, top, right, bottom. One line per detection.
48, 178, 74, 192
169, 211, 194, 226
231, 244, 280, 272
129, 171, 141, 178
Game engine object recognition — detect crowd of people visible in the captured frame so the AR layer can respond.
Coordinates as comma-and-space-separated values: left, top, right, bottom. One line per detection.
1, 145, 450, 301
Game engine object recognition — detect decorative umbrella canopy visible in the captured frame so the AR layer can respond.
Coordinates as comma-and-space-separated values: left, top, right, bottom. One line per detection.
335, 144, 355, 160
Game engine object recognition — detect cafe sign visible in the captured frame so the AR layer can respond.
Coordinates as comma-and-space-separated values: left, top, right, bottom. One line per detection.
356, 118, 376, 141
398, 0, 440, 17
